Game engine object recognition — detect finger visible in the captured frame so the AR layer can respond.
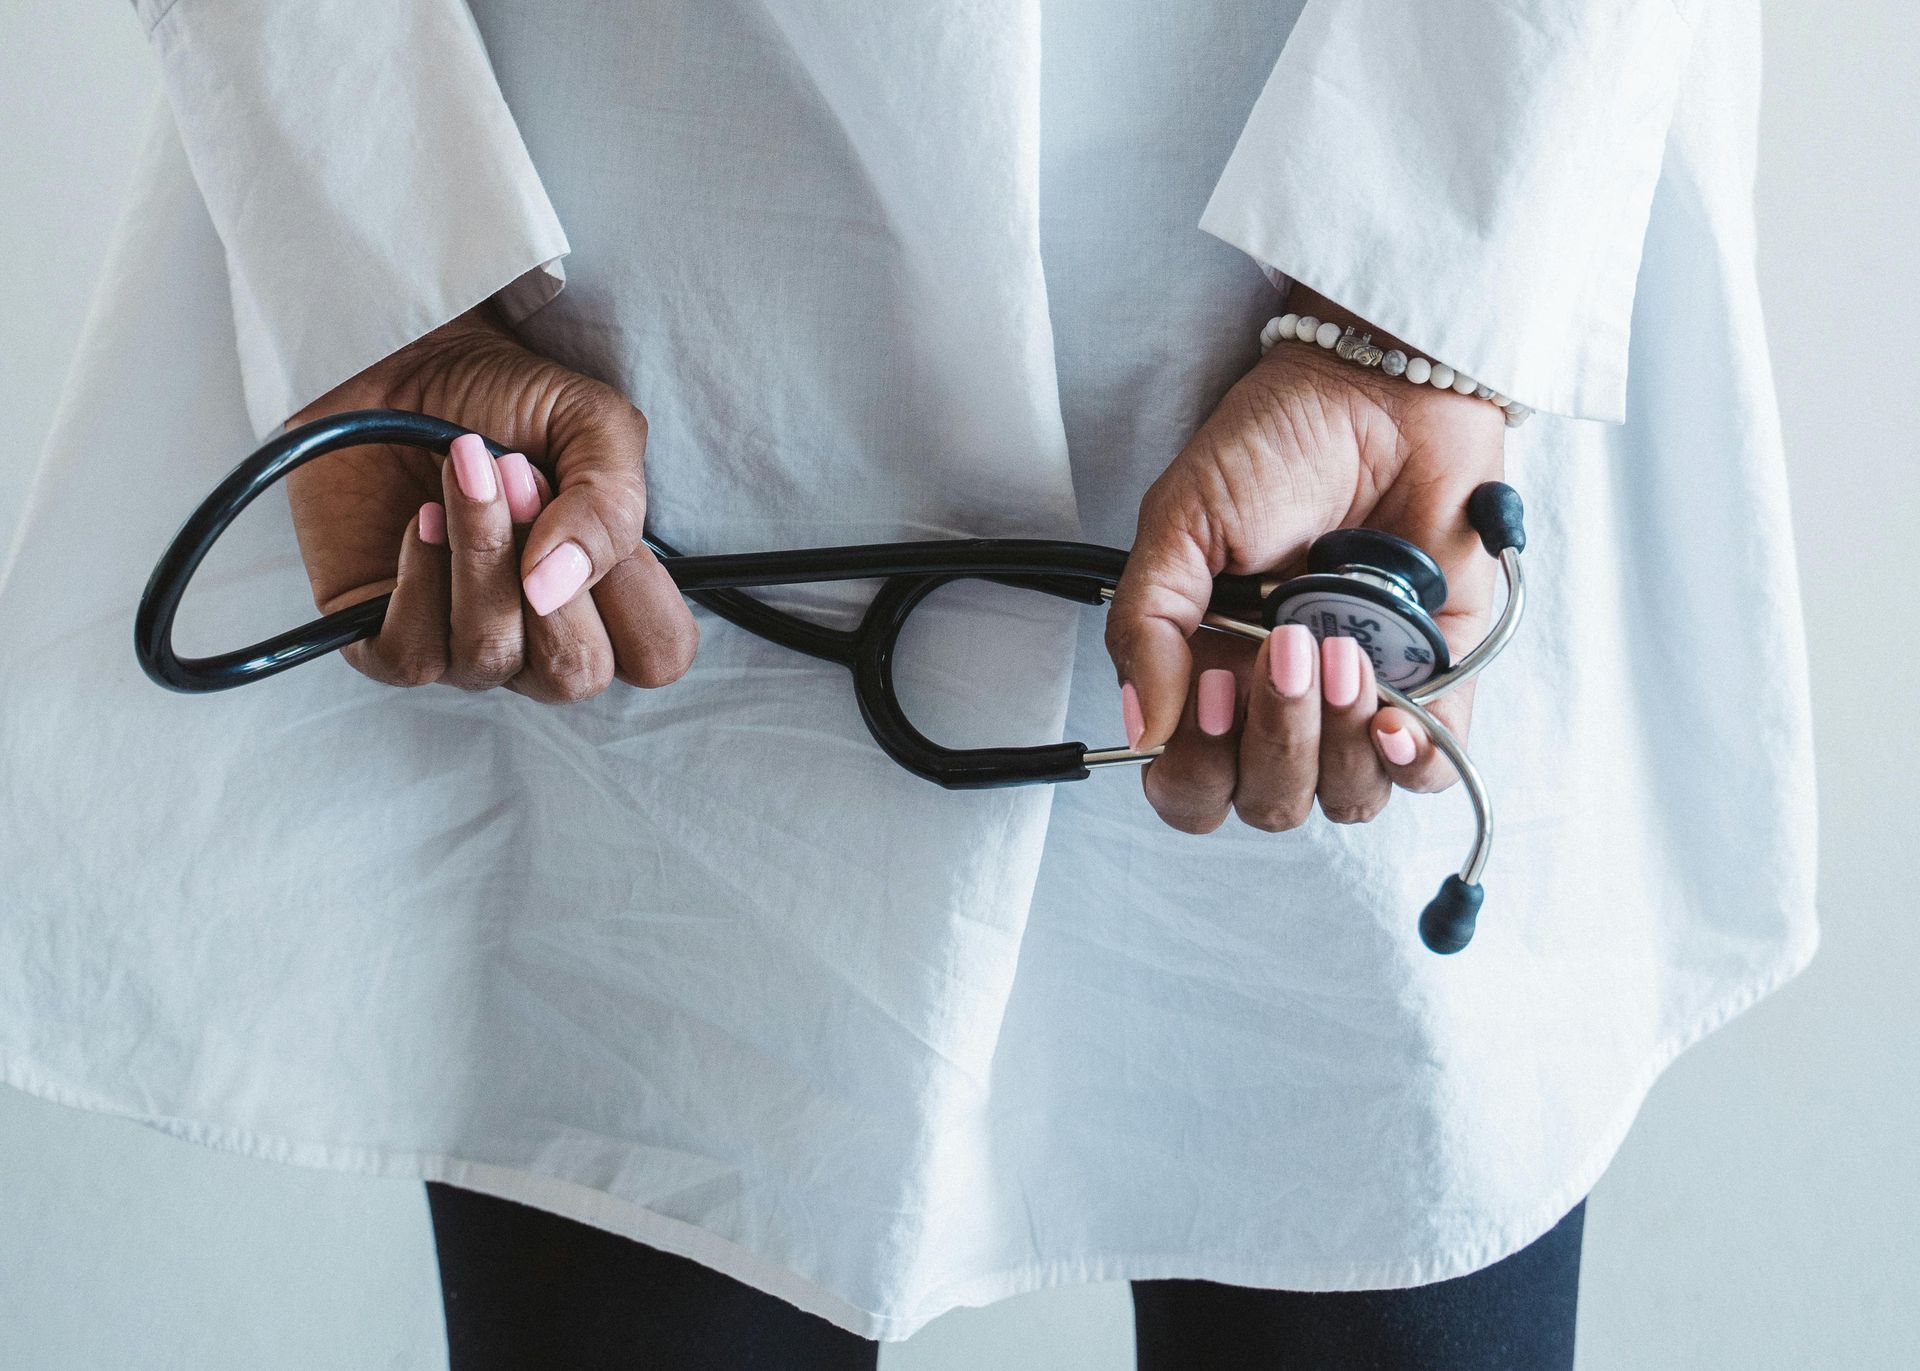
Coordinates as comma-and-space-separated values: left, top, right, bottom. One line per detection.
340, 503, 451, 688
1232, 623, 1321, 832
1316, 636, 1392, 824
593, 554, 700, 688
1141, 649, 1244, 834
512, 596, 617, 704
496, 451, 544, 526
517, 394, 701, 686
1373, 681, 1477, 794
442, 432, 526, 690
1104, 486, 1214, 751
517, 394, 646, 614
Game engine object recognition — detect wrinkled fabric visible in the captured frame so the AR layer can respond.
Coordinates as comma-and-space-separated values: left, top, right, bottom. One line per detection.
0, 0, 1816, 1341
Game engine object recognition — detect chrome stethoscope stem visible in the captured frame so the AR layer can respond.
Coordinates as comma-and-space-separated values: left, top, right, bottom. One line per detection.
1407, 548, 1525, 707
1378, 682, 1491, 885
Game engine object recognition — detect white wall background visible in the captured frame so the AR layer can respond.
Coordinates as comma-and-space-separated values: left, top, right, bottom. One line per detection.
2, 5, 1913, 1367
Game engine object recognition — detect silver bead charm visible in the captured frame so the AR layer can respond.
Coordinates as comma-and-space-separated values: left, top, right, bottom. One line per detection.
1335, 331, 1384, 367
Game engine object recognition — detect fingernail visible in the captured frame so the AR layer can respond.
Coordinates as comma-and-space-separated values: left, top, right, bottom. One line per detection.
1197, 668, 1236, 736
1322, 636, 1361, 708
1270, 624, 1314, 698
1377, 721, 1418, 766
417, 502, 446, 546
498, 452, 540, 523
523, 540, 592, 616
450, 433, 497, 502
1121, 681, 1146, 751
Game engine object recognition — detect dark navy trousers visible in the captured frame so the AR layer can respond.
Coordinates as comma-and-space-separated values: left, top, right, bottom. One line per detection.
427, 1182, 1584, 1370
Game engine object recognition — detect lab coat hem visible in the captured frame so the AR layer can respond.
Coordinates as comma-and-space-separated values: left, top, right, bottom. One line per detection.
0, 923, 1818, 1343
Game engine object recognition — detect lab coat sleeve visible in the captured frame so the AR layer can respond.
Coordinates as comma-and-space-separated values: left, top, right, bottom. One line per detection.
1199, 0, 1701, 422
131, 0, 570, 435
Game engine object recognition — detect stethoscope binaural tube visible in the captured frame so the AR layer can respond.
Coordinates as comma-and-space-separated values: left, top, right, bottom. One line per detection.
135, 408, 1526, 954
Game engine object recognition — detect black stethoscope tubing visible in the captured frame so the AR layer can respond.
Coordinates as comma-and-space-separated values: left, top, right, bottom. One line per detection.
135, 407, 1526, 953
134, 409, 1270, 788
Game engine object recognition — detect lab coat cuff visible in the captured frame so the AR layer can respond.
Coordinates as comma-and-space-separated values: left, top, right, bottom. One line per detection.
1199, 0, 1697, 424
146, 0, 571, 437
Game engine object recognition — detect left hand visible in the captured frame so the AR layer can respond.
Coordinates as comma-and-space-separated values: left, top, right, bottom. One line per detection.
1105, 288, 1506, 834
286, 306, 697, 701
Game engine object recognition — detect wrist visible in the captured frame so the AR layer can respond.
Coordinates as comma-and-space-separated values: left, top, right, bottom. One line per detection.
1261, 285, 1532, 428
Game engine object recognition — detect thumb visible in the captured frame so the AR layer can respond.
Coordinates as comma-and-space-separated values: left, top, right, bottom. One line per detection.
1104, 487, 1219, 752
518, 388, 655, 617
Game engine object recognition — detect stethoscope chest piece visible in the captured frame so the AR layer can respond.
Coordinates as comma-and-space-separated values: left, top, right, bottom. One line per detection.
1262, 528, 1451, 690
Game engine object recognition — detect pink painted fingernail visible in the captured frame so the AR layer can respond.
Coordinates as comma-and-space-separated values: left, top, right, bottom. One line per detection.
498, 452, 541, 523
1377, 721, 1418, 766
524, 541, 592, 616
1322, 636, 1361, 708
417, 502, 446, 546
450, 433, 496, 502
1270, 624, 1314, 698
1121, 682, 1145, 751
1197, 668, 1236, 736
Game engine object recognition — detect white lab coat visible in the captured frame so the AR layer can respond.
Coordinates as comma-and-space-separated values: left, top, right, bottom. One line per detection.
0, 0, 1817, 1339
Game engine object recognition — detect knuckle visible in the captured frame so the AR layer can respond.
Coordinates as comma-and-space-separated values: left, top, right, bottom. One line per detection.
347, 642, 444, 689
1320, 799, 1386, 826
458, 521, 516, 560
1244, 728, 1313, 765
532, 643, 615, 703
1236, 799, 1310, 834
382, 653, 446, 690
617, 618, 699, 689
590, 482, 648, 554
1143, 774, 1231, 835
1155, 805, 1230, 836
547, 665, 614, 704
455, 629, 524, 686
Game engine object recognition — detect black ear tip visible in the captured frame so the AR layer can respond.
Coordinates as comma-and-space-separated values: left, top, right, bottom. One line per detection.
1419, 876, 1484, 954
1465, 482, 1526, 557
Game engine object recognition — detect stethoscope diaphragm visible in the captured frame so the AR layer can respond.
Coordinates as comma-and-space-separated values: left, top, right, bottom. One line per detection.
1263, 528, 1451, 690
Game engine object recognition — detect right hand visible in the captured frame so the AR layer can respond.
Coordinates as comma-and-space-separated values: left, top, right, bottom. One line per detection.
286, 306, 697, 701
1105, 287, 1504, 834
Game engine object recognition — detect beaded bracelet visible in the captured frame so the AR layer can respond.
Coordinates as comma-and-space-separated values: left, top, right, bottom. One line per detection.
1259, 313, 1534, 429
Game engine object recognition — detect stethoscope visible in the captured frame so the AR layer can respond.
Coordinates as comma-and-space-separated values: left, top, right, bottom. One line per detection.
135, 409, 1528, 954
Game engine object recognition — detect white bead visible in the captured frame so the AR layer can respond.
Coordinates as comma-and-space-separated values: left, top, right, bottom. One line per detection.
1315, 321, 1342, 349
1276, 313, 1299, 337
1259, 320, 1286, 349
1491, 394, 1512, 407
1294, 315, 1320, 342
1429, 363, 1456, 389
1404, 357, 1432, 385
1453, 372, 1477, 394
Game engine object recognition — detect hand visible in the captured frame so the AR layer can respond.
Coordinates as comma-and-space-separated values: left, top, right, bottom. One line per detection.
286, 306, 696, 700
1105, 289, 1505, 833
